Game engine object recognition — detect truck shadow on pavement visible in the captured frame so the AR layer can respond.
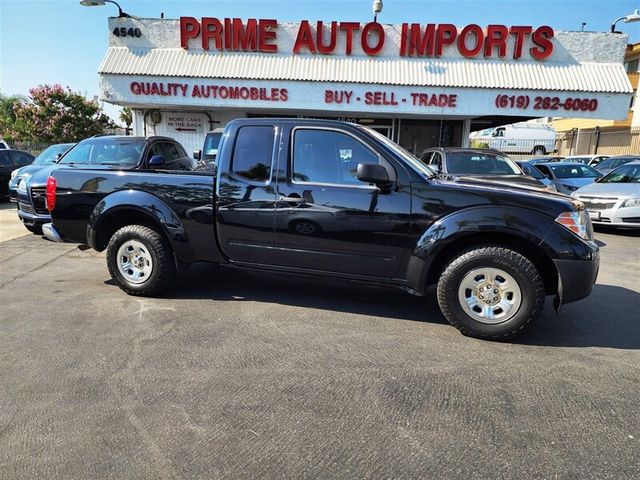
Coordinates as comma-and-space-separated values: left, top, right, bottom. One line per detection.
149, 264, 640, 350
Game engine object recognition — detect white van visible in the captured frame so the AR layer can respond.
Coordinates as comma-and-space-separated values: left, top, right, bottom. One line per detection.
472, 124, 557, 155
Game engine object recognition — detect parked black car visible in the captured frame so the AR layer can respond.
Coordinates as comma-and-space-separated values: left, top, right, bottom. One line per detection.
419, 147, 551, 190
41, 119, 599, 340
0, 149, 35, 199
8, 143, 74, 201
16, 135, 193, 234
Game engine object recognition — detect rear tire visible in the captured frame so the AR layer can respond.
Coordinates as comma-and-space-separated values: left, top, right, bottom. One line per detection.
106, 225, 176, 296
437, 246, 545, 339
532, 146, 547, 155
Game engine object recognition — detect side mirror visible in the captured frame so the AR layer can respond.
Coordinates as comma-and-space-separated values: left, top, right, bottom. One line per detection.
193, 149, 202, 160
148, 154, 166, 168
357, 163, 392, 189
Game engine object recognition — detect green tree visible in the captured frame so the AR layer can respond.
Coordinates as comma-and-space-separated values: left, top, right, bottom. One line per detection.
119, 106, 132, 129
8, 84, 114, 143
0, 93, 26, 142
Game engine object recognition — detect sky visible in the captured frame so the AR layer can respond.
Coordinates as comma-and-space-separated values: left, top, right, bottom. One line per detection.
1, 0, 639, 123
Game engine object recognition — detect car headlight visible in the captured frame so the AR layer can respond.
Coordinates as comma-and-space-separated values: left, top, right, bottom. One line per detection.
555, 210, 593, 241
621, 197, 640, 208
10, 169, 19, 180
561, 184, 579, 191
17, 177, 28, 193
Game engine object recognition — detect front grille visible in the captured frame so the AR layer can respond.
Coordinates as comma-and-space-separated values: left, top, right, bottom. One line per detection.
30, 187, 48, 215
578, 196, 618, 211
18, 201, 34, 215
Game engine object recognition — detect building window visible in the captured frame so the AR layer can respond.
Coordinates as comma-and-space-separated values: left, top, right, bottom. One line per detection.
626, 58, 639, 73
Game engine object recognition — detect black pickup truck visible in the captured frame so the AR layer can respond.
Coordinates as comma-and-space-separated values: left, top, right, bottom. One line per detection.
42, 119, 599, 339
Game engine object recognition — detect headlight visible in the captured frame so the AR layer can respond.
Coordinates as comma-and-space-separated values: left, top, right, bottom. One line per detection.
621, 197, 640, 208
17, 177, 28, 193
10, 170, 18, 180
562, 184, 579, 191
555, 210, 593, 241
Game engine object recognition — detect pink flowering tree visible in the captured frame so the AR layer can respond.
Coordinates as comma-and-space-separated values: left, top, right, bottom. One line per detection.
9, 85, 114, 143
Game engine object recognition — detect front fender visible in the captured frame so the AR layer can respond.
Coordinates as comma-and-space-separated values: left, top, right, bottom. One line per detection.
87, 190, 191, 258
404, 205, 556, 292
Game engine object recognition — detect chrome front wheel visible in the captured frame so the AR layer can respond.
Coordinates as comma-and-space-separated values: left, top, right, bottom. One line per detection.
457, 267, 522, 324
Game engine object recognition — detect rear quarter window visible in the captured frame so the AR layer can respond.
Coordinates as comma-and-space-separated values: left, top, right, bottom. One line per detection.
231, 126, 275, 182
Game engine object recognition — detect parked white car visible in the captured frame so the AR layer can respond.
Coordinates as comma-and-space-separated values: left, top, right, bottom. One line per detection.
0, 138, 9, 149
472, 124, 557, 155
573, 161, 640, 229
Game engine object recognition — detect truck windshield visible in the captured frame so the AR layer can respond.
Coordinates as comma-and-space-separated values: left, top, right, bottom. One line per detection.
446, 152, 521, 175
362, 127, 435, 177
59, 138, 145, 166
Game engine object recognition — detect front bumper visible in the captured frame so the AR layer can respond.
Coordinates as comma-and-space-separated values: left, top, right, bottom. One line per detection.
554, 249, 600, 306
16, 190, 51, 227
589, 205, 640, 229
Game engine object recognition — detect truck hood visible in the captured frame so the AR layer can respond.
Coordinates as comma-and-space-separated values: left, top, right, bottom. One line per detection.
450, 175, 557, 194
432, 175, 576, 217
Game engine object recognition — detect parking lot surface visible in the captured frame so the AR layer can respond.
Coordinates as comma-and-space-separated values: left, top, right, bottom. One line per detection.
0, 215, 639, 478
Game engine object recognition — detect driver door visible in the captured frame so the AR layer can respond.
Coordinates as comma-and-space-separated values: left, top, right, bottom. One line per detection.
271, 125, 412, 278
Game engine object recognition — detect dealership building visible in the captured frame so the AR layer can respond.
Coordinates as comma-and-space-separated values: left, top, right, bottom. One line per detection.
97, 16, 634, 155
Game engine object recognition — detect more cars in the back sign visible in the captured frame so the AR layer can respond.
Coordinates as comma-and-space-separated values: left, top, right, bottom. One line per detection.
573, 161, 640, 229
533, 162, 602, 195
1, 149, 35, 200
8, 143, 74, 201
419, 147, 550, 190
594, 155, 639, 176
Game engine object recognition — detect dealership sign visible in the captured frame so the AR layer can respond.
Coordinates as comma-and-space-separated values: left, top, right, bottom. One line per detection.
100, 75, 630, 120
179, 18, 554, 60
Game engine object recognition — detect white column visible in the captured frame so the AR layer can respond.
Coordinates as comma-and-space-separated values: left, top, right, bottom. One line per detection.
461, 119, 471, 147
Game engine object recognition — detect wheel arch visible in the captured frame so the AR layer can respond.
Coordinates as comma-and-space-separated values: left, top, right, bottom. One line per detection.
423, 232, 558, 296
87, 190, 193, 262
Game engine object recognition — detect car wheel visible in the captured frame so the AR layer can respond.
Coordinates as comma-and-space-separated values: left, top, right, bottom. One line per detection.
532, 146, 547, 155
106, 225, 176, 296
437, 246, 545, 339
290, 219, 321, 236
25, 225, 43, 235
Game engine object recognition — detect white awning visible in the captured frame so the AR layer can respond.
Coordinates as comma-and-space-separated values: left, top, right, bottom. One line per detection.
99, 47, 633, 94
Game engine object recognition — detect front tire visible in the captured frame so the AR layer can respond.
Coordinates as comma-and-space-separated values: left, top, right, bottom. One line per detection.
437, 246, 545, 339
106, 225, 176, 296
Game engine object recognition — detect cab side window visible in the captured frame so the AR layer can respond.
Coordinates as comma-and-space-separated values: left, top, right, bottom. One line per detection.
232, 126, 275, 182
292, 129, 379, 185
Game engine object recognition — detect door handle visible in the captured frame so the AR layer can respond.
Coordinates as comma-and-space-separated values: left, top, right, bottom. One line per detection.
279, 196, 304, 203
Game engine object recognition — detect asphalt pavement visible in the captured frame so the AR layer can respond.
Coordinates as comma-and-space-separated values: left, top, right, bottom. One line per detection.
0, 210, 638, 479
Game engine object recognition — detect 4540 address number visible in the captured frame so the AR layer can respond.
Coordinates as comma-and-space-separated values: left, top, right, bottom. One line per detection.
112, 27, 142, 38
